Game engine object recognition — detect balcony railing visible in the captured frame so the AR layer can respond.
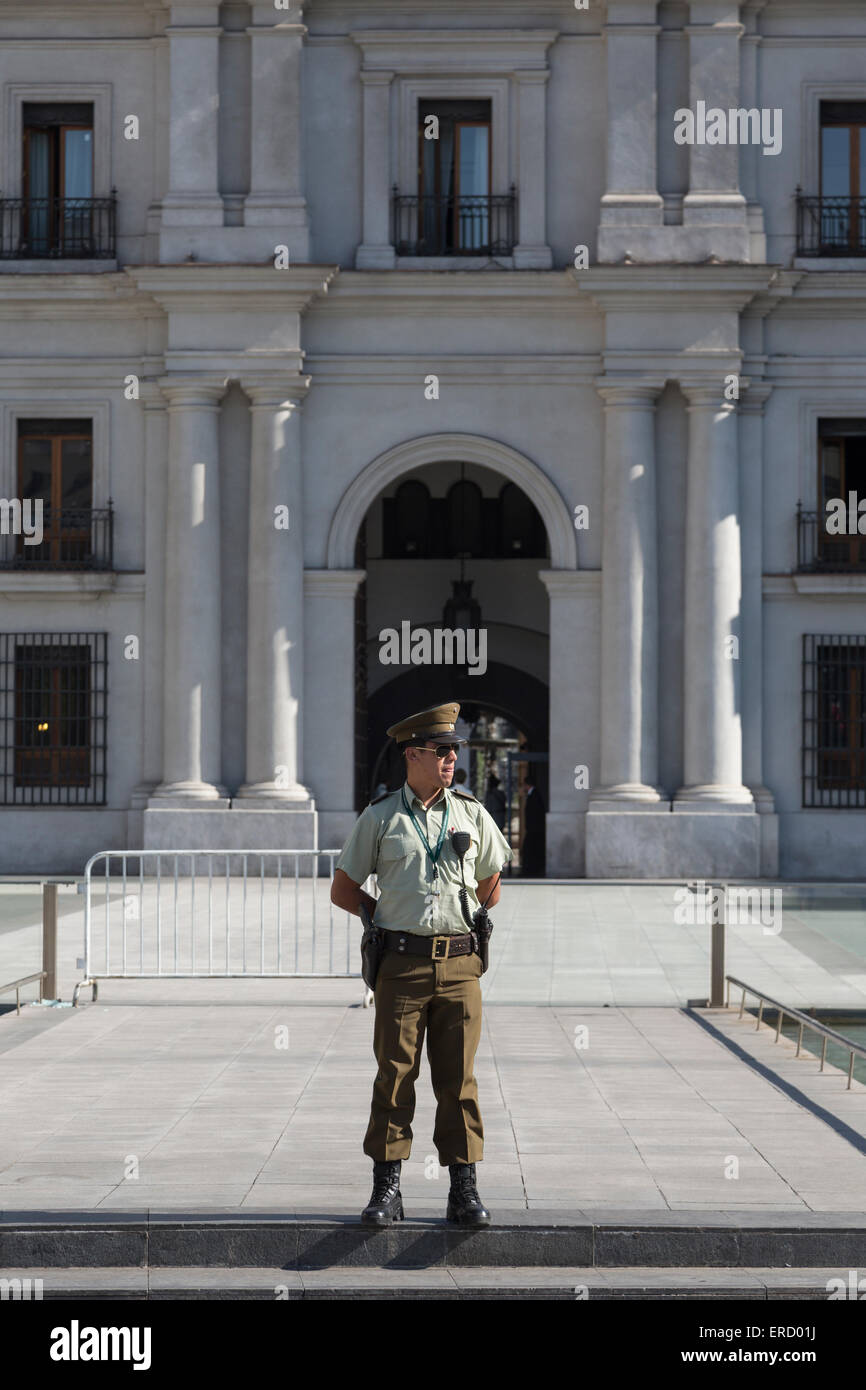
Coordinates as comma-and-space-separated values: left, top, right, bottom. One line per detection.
392, 186, 517, 257
796, 190, 866, 257
796, 502, 866, 572
0, 193, 117, 259
0, 504, 114, 571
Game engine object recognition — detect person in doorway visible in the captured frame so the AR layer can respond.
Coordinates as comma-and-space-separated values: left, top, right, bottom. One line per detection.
330, 701, 513, 1227
521, 772, 546, 877
483, 771, 507, 831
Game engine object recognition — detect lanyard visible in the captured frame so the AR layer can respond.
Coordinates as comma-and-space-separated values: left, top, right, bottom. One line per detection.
401, 786, 450, 869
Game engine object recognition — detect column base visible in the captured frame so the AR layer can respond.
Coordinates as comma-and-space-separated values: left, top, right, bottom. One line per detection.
585, 808, 760, 878
355, 243, 396, 269
588, 783, 665, 811
148, 781, 229, 807
160, 195, 225, 227
234, 782, 315, 809
748, 784, 776, 814
673, 784, 754, 810
513, 244, 553, 270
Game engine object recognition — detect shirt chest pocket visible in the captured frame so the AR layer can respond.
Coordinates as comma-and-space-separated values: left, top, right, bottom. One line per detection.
376, 832, 418, 870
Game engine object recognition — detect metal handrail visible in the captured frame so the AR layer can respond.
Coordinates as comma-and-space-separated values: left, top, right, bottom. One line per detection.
727, 974, 866, 1090
0, 970, 47, 1015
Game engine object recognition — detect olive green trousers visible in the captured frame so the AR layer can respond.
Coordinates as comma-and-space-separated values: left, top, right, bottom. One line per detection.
363, 946, 484, 1165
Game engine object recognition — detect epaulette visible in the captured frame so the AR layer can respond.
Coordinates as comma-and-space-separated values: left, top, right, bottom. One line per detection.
451, 787, 477, 801
370, 789, 393, 805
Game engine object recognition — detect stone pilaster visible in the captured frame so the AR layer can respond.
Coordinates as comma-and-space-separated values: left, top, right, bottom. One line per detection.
244, 0, 310, 261
682, 0, 749, 259
513, 71, 553, 269
129, 385, 168, 811
597, 0, 664, 263
161, 1, 223, 229
356, 71, 396, 269
738, 382, 775, 813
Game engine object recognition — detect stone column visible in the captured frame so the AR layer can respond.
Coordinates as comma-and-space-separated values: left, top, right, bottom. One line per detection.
738, 383, 774, 811
130, 386, 168, 810
244, 0, 310, 260
590, 382, 664, 805
682, 0, 748, 255
162, 1, 223, 227
675, 382, 752, 806
152, 379, 227, 801
597, 0, 663, 262
356, 71, 396, 269
513, 71, 552, 269
235, 380, 313, 803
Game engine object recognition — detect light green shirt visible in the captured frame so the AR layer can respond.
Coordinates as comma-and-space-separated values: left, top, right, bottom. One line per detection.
336, 779, 513, 936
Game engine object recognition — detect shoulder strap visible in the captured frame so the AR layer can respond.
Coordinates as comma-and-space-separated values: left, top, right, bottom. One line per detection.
451, 787, 478, 802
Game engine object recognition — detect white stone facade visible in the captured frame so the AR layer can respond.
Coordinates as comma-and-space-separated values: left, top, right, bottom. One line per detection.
1, 0, 864, 879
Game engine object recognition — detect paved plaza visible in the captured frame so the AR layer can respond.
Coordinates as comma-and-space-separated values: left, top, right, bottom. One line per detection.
1, 881, 865, 1219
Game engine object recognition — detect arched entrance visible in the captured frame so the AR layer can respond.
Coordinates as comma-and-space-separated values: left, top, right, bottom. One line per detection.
321, 432, 580, 878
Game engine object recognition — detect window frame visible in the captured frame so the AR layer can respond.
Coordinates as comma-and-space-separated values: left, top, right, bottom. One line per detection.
0, 632, 107, 805
17, 420, 94, 567
3, 84, 111, 202
802, 634, 866, 808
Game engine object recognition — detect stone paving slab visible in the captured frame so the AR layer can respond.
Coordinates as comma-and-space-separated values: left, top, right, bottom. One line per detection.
1, 990, 866, 1218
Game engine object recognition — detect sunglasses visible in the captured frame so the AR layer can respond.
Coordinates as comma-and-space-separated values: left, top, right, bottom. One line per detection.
414, 743, 460, 759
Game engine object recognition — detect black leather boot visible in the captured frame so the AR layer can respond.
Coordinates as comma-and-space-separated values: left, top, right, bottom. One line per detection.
361, 1159, 404, 1226
446, 1162, 490, 1226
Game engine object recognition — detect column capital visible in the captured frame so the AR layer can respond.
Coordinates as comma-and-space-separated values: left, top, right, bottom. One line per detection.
167, 0, 221, 18
680, 380, 738, 409
304, 569, 366, 599
596, 378, 665, 408
738, 382, 773, 413
157, 375, 227, 408
360, 69, 394, 86
512, 69, 550, 85
602, 24, 661, 38
538, 569, 600, 598
241, 377, 311, 408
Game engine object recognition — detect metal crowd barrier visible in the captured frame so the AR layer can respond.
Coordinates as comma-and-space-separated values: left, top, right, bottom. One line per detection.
75, 850, 359, 1004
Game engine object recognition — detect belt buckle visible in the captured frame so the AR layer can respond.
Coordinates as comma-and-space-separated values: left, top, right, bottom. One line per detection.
431, 935, 450, 960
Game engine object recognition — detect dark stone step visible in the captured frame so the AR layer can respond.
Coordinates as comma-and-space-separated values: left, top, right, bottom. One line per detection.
2, 1211, 866, 1269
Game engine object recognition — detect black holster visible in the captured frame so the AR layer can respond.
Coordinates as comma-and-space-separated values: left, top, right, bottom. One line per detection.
472, 908, 493, 976
358, 902, 384, 990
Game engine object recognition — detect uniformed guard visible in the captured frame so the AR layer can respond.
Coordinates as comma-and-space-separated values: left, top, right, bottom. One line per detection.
331, 701, 513, 1227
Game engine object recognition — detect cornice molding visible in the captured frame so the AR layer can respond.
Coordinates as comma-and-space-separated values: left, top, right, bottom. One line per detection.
350, 28, 559, 72
0, 572, 146, 599
125, 264, 338, 313
305, 354, 601, 384
574, 265, 781, 314
764, 574, 866, 599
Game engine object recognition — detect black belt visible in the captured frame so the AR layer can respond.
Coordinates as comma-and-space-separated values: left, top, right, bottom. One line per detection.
382, 929, 476, 960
